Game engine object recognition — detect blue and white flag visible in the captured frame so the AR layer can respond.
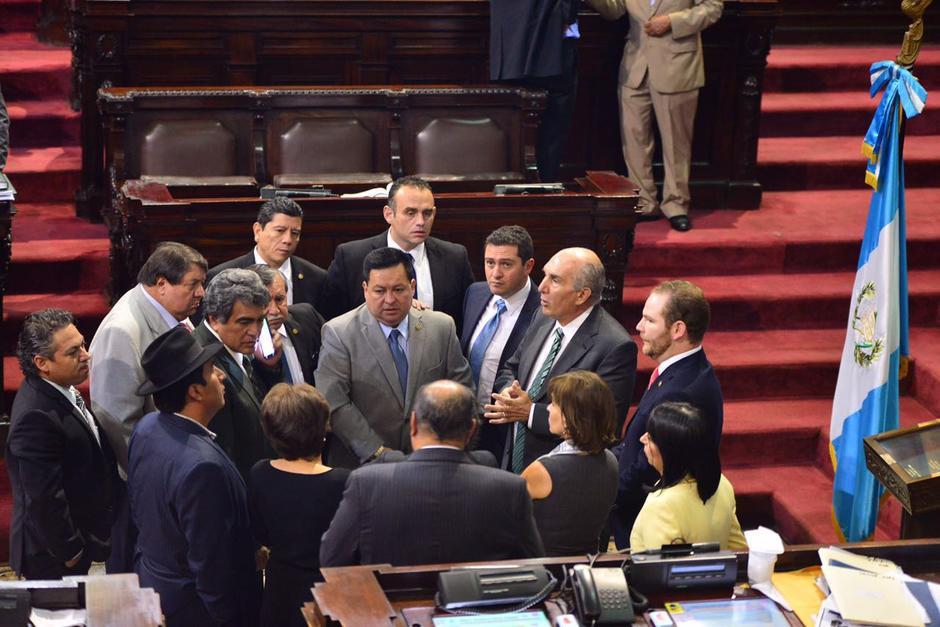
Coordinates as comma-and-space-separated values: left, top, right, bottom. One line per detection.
829, 61, 925, 542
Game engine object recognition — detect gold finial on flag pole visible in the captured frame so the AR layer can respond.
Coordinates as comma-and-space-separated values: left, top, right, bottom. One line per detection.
897, 0, 933, 68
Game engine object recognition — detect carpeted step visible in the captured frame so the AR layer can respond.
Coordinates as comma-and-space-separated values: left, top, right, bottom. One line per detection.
11, 202, 107, 242
727, 464, 842, 544
0, 0, 40, 34
720, 397, 936, 474
761, 91, 940, 138
909, 327, 940, 418
758, 135, 940, 191
6, 99, 80, 148
634, 189, 940, 276
764, 45, 940, 94
0, 33, 71, 100
621, 269, 940, 332
3, 146, 81, 202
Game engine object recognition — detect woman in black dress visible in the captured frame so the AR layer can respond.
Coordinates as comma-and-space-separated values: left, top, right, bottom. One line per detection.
249, 383, 350, 627
521, 370, 619, 556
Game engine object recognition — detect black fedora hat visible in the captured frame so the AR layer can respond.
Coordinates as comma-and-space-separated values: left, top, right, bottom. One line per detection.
137, 326, 223, 396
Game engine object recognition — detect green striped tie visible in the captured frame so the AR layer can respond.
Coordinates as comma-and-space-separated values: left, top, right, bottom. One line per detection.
511, 328, 564, 473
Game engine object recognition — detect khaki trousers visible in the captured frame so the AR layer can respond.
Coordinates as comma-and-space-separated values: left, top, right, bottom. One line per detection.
619, 72, 699, 218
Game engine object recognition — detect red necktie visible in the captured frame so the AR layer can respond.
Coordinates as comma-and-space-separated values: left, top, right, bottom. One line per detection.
647, 367, 660, 390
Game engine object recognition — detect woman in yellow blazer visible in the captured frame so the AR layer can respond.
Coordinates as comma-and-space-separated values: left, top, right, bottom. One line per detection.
630, 401, 747, 552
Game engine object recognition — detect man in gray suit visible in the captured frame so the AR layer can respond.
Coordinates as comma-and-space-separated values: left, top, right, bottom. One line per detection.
486, 247, 637, 471
88, 241, 207, 571
315, 247, 473, 468
320, 380, 544, 567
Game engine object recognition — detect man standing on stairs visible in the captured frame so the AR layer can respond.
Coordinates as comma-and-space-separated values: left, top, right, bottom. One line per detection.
8, 309, 121, 580
586, 0, 722, 232
611, 280, 723, 548
89, 241, 208, 572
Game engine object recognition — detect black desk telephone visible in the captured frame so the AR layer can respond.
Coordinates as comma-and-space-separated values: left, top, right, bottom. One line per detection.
571, 564, 635, 625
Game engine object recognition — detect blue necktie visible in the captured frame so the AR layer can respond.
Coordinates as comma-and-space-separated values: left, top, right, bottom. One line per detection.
387, 329, 408, 396
469, 299, 507, 385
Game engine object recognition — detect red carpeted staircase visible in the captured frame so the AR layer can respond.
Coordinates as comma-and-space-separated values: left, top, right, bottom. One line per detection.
624, 45, 940, 544
1, 1, 939, 559
1, 0, 111, 562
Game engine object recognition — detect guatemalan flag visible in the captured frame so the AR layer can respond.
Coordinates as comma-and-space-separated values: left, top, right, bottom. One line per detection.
829, 61, 926, 542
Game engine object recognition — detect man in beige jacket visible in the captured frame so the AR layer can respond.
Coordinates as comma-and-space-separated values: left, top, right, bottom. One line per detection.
588, 0, 721, 231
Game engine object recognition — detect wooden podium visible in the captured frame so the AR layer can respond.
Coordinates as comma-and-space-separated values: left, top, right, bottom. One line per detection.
865, 419, 940, 539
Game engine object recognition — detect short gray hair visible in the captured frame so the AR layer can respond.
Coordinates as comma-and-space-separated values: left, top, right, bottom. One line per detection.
247, 263, 280, 288
574, 260, 606, 306
17, 309, 75, 377
204, 268, 270, 322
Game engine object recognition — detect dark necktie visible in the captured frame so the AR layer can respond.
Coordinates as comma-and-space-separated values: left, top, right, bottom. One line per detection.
71, 387, 100, 446
511, 327, 564, 473
387, 329, 408, 396
469, 299, 507, 385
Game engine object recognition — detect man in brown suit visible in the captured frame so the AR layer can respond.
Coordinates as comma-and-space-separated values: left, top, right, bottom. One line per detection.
588, 0, 722, 231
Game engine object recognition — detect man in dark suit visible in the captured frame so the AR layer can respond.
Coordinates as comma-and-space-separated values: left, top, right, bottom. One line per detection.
7, 309, 120, 579
129, 326, 261, 626
248, 264, 324, 386
461, 226, 540, 467
490, 0, 580, 182
612, 280, 723, 548
207, 196, 327, 310
320, 380, 544, 567
321, 176, 475, 330
486, 247, 637, 472
193, 268, 273, 479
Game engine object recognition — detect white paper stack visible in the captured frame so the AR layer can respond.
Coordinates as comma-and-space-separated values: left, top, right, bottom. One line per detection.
812, 546, 939, 627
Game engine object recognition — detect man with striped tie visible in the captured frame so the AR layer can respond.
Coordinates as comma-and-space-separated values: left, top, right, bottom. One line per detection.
460, 226, 541, 467
485, 247, 637, 472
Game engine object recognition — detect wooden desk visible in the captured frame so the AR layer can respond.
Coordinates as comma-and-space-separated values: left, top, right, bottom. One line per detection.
71, 0, 778, 220
110, 171, 638, 316
306, 539, 940, 626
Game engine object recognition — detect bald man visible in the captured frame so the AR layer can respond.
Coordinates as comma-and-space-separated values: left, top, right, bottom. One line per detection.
485, 248, 637, 471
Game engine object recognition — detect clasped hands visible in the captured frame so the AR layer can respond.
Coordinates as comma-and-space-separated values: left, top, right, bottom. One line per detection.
644, 15, 672, 37
483, 380, 533, 424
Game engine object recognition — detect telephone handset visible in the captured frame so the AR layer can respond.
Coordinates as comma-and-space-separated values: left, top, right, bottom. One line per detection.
570, 564, 635, 625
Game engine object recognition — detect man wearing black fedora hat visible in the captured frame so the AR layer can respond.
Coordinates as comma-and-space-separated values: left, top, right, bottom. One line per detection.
127, 326, 262, 627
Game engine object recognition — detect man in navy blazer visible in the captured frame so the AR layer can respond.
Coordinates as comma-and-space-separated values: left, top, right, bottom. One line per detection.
320, 380, 544, 567
7, 309, 120, 579
321, 177, 475, 329
486, 248, 637, 472
461, 226, 541, 467
612, 280, 723, 548
128, 327, 261, 626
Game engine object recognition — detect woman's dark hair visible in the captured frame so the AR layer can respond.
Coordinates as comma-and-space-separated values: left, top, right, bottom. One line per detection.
547, 371, 617, 454
260, 383, 330, 460
646, 402, 720, 503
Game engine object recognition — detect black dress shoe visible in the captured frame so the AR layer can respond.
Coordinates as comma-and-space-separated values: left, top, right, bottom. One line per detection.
634, 211, 662, 223
669, 215, 692, 231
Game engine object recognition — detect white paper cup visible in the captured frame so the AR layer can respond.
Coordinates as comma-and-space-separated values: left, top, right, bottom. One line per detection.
748, 551, 778, 584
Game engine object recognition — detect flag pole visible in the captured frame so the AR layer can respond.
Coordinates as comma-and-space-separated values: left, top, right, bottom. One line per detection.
895, 1, 931, 164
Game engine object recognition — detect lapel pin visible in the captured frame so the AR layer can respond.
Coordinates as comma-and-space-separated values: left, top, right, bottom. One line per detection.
292, 328, 299, 335
297, 273, 304, 280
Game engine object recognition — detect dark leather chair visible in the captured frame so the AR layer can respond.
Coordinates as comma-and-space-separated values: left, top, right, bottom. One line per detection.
140, 120, 238, 176
413, 117, 518, 181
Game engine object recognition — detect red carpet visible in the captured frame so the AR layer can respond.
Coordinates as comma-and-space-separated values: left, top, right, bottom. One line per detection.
2, 9, 940, 557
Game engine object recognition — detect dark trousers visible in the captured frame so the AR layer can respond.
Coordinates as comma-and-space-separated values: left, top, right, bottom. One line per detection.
106, 480, 138, 573
518, 38, 579, 182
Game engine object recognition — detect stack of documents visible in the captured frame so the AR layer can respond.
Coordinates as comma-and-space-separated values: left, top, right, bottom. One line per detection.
0, 173, 15, 200
813, 546, 940, 626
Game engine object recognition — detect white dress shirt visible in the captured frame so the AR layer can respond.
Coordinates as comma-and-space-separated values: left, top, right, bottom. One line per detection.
254, 247, 294, 305
45, 379, 101, 445
469, 281, 532, 407
387, 231, 434, 309
278, 324, 305, 383
656, 344, 703, 375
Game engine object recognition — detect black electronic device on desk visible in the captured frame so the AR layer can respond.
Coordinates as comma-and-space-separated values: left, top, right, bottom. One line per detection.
629, 543, 737, 592
436, 566, 556, 611
260, 185, 333, 199
571, 564, 635, 625
493, 183, 565, 195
